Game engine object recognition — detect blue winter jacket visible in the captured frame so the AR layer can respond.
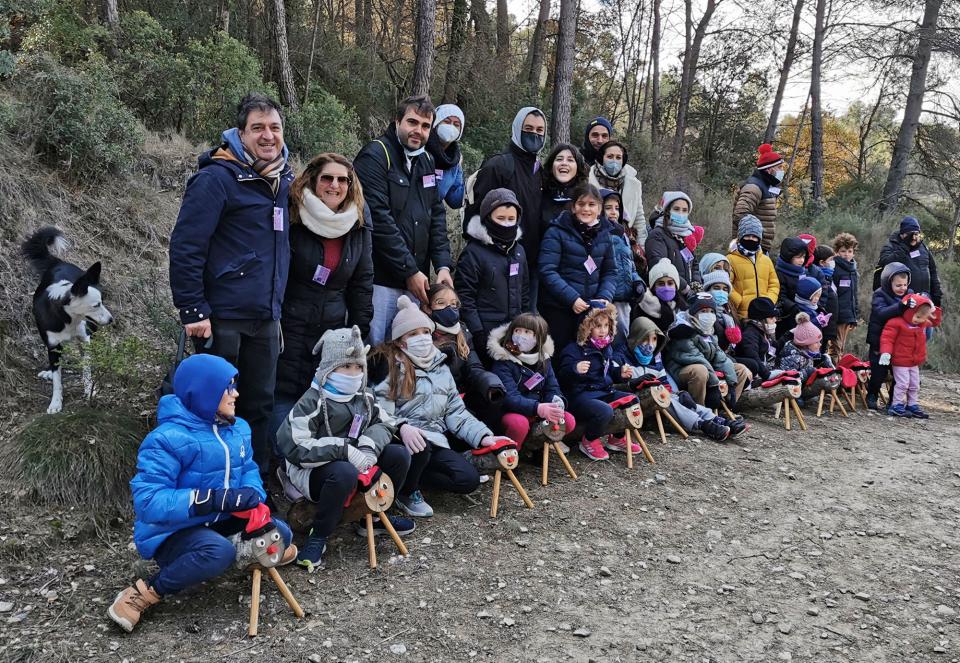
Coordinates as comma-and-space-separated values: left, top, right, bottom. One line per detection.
538, 211, 617, 310
557, 340, 624, 398
131, 355, 264, 559
438, 162, 465, 209
611, 227, 641, 301
487, 324, 564, 416
867, 261, 912, 349
169, 141, 294, 324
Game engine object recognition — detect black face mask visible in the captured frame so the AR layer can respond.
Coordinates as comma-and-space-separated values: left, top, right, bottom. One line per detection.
483, 218, 519, 247
520, 131, 545, 153
431, 306, 460, 328
739, 238, 760, 252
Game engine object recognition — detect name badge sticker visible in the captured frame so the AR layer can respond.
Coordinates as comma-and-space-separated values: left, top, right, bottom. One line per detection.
769, 186, 782, 196
509, 262, 520, 276
273, 207, 284, 231
348, 413, 364, 439
312, 265, 331, 285
584, 255, 597, 274
910, 249, 921, 258
839, 279, 852, 288
422, 174, 436, 188
523, 372, 545, 390
680, 247, 694, 263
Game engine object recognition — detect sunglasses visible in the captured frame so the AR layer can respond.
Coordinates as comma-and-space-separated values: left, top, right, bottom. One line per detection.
318, 174, 352, 186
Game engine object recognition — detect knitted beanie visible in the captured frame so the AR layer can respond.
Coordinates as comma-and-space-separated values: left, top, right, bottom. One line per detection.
480, 187, 522, 222
648, 257, 680, 286
433, 104, 465, 134
795, 276, 823, 300
756, 143, 784, 169
391, 295, 435, 341
657, 191, 693, 215
311, 325, 368, 386
699, 252, 728, 275
738, 214, 764, 240
748, 297, 778, 321
688, 292, 717, 316
702, 269, 731, 291
792, 312, 822, 346
900, 216, 921, 234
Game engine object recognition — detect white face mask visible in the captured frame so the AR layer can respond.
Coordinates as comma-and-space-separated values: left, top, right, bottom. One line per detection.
512, 333, 537, 353
825, 260, 836, 270
773, 169, 785, 182
764, 322, 777, 336
325, 371, 363, 395
696, 312, 717, 333
436, 123, 460, 143
403, 333, 435, 358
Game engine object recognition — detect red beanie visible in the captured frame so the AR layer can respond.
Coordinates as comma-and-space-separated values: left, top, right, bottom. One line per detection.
756, 143, 784, 169
798, 233, 817, 267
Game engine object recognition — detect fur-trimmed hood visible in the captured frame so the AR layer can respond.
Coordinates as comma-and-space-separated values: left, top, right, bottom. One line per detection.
576, 304, 617, 345
486, 322, 554, 364
465, 215, 524, 246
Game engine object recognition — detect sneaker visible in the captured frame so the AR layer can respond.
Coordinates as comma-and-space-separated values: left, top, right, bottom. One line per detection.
724, 416, 749, 438
396, 490, 434, 518
579, 437, 609, 461
355, 515, 416, 537
866, 394, 880, 411
278, 543, 299, 566
296, 533, 328, 573
604, 433, 641, 454
906, 404, 929, 419
108, 579, 161, 632
887, 404, 910, 418
698, 418, 731, 442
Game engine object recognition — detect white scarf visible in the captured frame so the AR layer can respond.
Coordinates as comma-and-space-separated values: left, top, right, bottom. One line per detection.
436, 322, 462, 335
298, 188, 359, 238
401, 345, 439, 370
516, 351, 541, 366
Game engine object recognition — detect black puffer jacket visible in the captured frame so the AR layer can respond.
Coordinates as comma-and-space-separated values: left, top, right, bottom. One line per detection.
275, 210, 374, 401
833, 256, 860, 324
873, 232, 941, 305
644, 225, 702, 288
733, 320, 775, 380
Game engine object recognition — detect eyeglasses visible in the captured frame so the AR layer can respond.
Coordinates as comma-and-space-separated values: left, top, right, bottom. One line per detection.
226, 380, 239, 395
318, 174, 351, 186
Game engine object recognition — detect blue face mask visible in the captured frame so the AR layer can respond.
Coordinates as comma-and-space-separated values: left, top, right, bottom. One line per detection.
633, 345, 654, 366
669, 211, 689, 225
710, 290, 729, 306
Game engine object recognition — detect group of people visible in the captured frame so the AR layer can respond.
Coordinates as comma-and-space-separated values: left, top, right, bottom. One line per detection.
107, 93, 944, 633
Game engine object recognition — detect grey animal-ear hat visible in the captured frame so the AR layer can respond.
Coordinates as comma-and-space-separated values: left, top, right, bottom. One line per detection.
312, 325, 368, 385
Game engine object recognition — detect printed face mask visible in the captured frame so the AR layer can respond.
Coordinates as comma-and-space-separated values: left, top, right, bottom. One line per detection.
325, 371, 364, 395
436, 123, 460, 143
403, 333, 435, 358
633, 345, 653, 366
710, 290, 729, 306
590, 335, 612, 350
603, 159, 622, 177
520, 131, 545, 153
512, 333, 537, 352
431, 306, 460, 328
654, 285, 676, 302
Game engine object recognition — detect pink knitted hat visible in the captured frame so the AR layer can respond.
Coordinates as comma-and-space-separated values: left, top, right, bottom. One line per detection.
792, 312, 822, 347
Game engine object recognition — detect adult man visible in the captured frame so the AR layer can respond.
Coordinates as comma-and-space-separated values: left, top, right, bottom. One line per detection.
169, 93, 293, 476
731, 143, 786, 254
580, 116, 613, 166
873, 216, 942, 306
468, 106, 547, 309
354, 95, 453, 344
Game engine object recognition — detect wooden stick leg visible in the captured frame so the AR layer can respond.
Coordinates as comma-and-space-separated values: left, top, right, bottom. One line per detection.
835, 392, 848, 417
506, 469, 534, 509
366, 512, 377, 569
636, 431, 655, 465
661, 409, 688, 438
784, 398, 792, 431
490, 470, 502, 518
625, 429, 634, 469
541, 443, 550, 486
267, 567, 304, 619
846, 388, 857, 411
774, 401, 783, 420
829, 392, 837, 414
378, 514, 409, 557
248, 568, 262, 638
859, 386, 869, 409
721, 401, 736, 420
790, 398, 808, 431
816, 390, 826, 417
553, 444, 578, 480
654, 410, 667, 444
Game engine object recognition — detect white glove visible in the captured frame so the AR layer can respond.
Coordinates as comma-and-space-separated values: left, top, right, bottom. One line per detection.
879, 353, 891, 366
346, 445, 376, 471
399, 424, 427, 453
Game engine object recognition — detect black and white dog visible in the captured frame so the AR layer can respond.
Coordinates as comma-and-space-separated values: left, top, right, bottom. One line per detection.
22, 227, 114, 413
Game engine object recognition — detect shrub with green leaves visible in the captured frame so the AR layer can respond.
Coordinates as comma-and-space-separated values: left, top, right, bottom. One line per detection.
288, 85, 361, 158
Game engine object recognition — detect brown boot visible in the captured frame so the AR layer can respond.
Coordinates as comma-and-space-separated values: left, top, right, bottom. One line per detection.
108, 579, 161, 632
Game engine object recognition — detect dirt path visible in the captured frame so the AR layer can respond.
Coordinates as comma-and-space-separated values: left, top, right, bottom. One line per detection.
2, 375, 960, 663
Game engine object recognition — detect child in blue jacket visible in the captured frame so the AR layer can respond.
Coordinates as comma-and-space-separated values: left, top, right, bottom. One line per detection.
866, 262, 912, 409
109, 354, 294, 632
601, 188, 646, 335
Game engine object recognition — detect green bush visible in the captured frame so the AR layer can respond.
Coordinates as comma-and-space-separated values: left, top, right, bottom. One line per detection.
288, 85, 362, 158
19, 0, 107, 66
15, 53, 143, 180
926, 262, 960, 373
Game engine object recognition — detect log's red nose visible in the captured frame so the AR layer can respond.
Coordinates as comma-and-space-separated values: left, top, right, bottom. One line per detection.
267, 545, 278, 555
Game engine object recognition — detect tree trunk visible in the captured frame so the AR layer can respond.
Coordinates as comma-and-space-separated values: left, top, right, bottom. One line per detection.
551, 0, 576, 143
783, 97, 808, 207
671, 0, 717, 159
271, 0, 299, 112
471, 0, 493, 52
525, 0, 551, 98
103, 0, 119, 57
764, 0, 804, 143
879, 0, 943, 213
443, 0, 468, 102
948, 202, 959, 262
412, 0, 437, 96
496, 0, 510, 63
650, 0, 661, 146
304, 0, 323, 104
216, 0, 231, 33
808, 0, 826, 209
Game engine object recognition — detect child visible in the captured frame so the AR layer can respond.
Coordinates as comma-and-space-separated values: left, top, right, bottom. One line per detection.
557, 305, 641, 461
699, 252, 730, 277
622, 316, 746, 441
539, 182, 617, 351
727, 214, 779, 318
602, 188, 646, 335
276, 326, 413, 571
487, 313, 576, 452
733, 296, 779, 382
866, 262, 912, 410
636, 258, 687, 332
455, 188, 530, 359
777, 275, 823, 340
879, 294, 940, 418
702, 269, 741, 351
777, 313, 834, 383
645, 191, 702, 290
372, 296, 504, 518
774, 236, 809, 324
832, 232, 860, 357
813, 245, 839, 358
111, 354, 295, 632
663, 294, 750, 407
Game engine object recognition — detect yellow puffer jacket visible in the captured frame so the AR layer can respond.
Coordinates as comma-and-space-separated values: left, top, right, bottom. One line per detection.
727, 249, 780, 318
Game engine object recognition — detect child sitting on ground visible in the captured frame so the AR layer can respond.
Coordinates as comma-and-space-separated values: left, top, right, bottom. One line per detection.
733, 297, 779, 382
372, 296, 505, 518
276, 326, 412, 572
777, 312, 834, 384
110, 354, 295, 632
878, 294, 940, 418
487, 313, 575, 453
602, 188, 646, 335
866, 262, 912, 410
557, 304, 640, 461
727, 214, 779, 318
831, 232, 860, 357
636, 258, 687, 332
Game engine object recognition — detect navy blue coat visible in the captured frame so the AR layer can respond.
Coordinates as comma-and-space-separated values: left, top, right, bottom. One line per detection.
874, 232, 942, 305
487, 326, 564, 417
833, 256, 860, 324
867, 288, 909, 349
169, 150, 294, 323
538, 211, 617, 311
557, 340, 623, 398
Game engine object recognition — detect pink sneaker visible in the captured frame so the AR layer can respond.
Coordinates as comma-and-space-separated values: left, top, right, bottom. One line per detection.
604, 433, 641, 454
579, 437, 609, 461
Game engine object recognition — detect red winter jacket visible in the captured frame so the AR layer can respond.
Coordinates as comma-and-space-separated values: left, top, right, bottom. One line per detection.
878, 294, 940, 367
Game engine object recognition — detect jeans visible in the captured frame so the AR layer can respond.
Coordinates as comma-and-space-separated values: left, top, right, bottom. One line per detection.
568, 390, 633, 439
669, 391, 716, 431
399, 441, 480, 497
891, 365, 920, 407
200, 319, 281, 475
303, 445, 411, 537
151, 516, 292, 596
370, 285, 419, 346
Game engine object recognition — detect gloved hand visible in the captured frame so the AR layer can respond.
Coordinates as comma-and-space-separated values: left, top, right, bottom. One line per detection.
879, 353, 891, 366
487, 386, 505, 404
816, 312, 832, 327
399, 424, 427, 453
724, 326, 742, 345
537, 401, 564, 424
190, 487, 261, 517
347, 445, 377, 471
704, 385, 723, 410
632, 279, 647, 300
480, 435, 511, 447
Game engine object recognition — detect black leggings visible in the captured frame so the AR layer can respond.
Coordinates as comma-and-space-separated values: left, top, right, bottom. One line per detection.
866, 347, 892, 397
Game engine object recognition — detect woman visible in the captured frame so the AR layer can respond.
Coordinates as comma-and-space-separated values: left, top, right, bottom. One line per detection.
588, 140, 645, 242
644, 191, 701, 292
273, 153, 374, 425
540, 143, 588, 232
426, 104, 466, 209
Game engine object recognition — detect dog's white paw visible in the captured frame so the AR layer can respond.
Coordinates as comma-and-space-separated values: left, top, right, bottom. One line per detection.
46, 400, 63, 414
38, 370, 54, 381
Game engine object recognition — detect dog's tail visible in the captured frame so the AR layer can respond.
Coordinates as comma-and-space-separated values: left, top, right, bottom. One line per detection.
21, 226, 69, 274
